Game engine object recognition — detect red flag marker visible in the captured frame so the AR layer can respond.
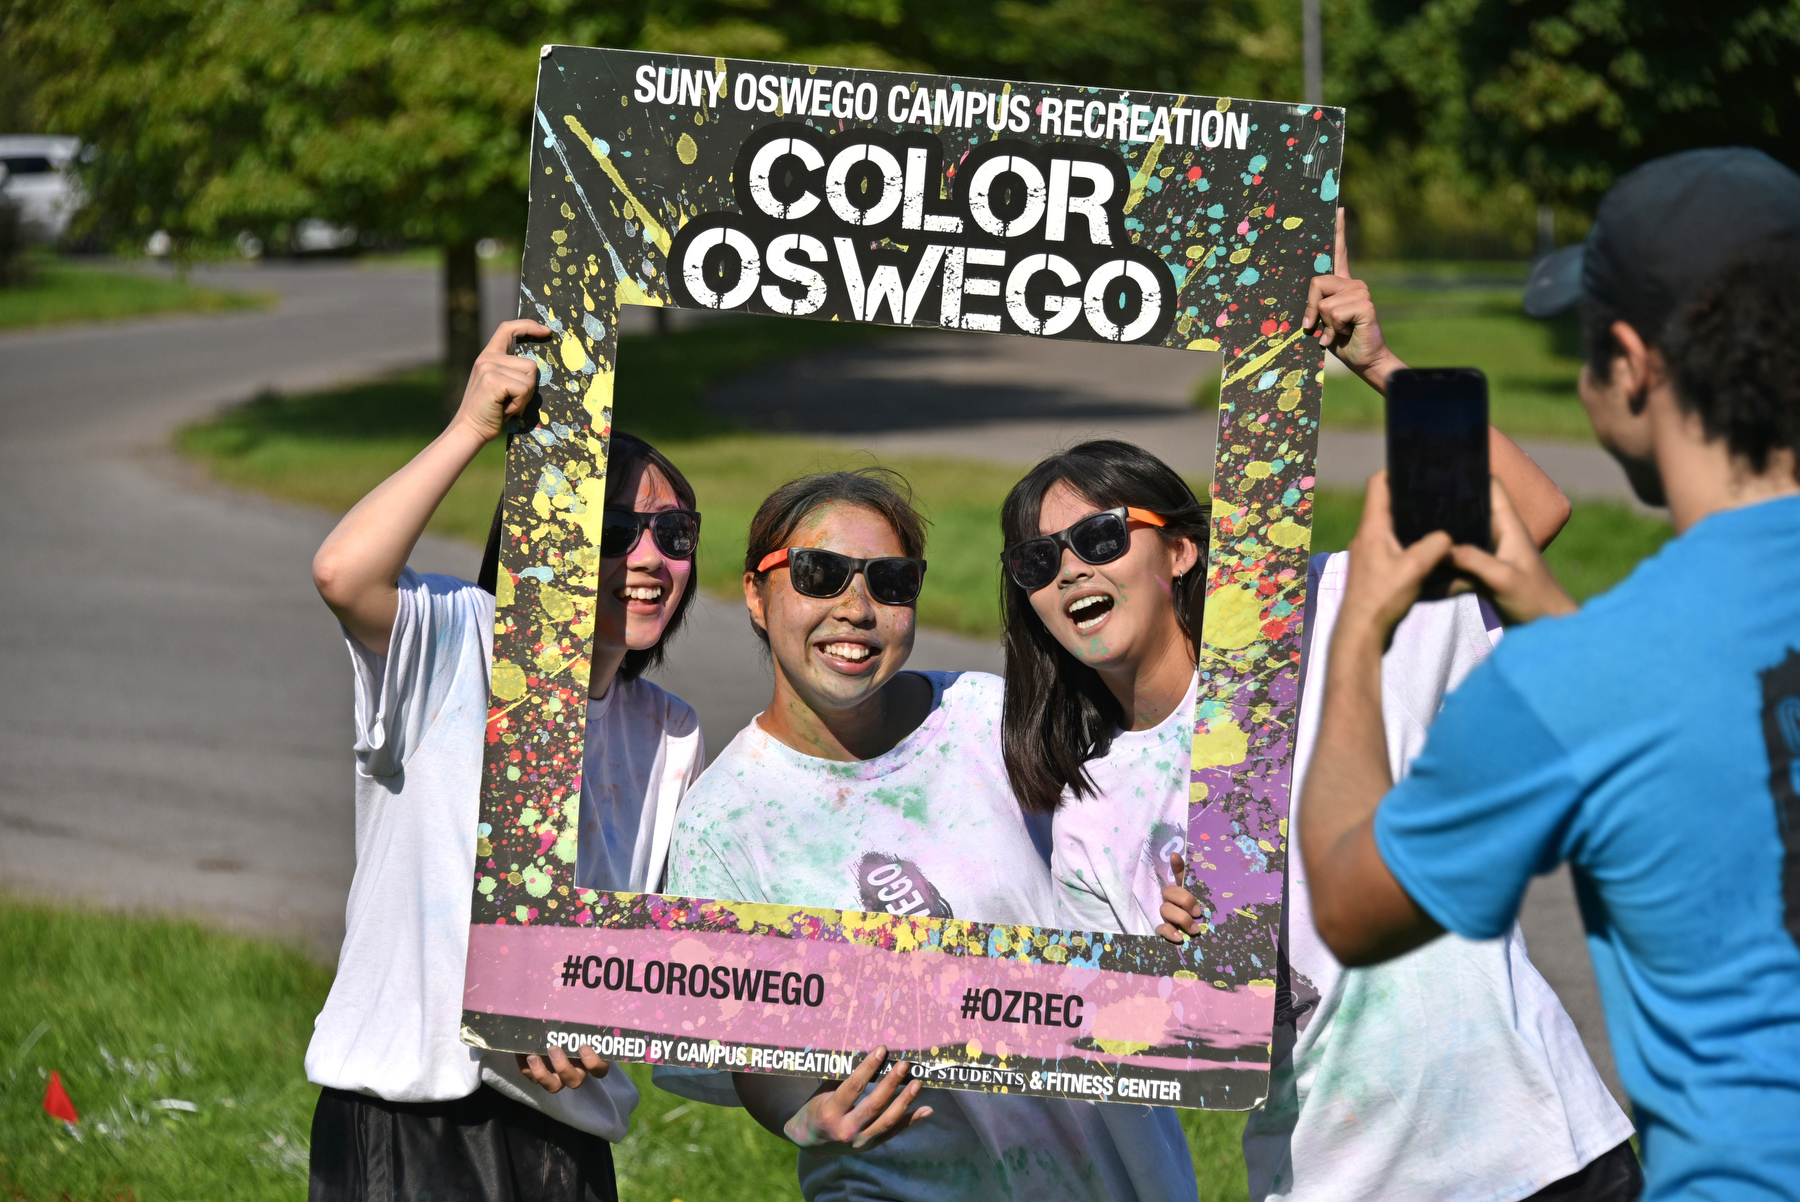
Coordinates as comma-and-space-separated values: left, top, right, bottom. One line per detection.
43, 1071, 79, 1125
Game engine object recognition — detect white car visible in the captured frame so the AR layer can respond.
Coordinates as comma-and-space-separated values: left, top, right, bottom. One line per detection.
0, 135, 83, 241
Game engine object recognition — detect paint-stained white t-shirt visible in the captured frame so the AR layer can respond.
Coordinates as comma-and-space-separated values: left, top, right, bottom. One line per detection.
303, 568, 703, 1140
664, 670, 1198, 1202
1051, 553, 1632, 1202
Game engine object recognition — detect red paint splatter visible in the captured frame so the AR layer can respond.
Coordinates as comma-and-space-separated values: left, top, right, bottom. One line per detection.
1260, 319, 1277, 335
1186, 166, 1203, 181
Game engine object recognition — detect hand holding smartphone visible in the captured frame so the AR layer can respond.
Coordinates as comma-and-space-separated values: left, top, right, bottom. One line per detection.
1385, 367, 1490, 596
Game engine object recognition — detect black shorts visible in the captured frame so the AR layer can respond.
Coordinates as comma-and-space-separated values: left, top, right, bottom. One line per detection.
1526, 1140, 1643, 1202
308, 1084, 618, 1202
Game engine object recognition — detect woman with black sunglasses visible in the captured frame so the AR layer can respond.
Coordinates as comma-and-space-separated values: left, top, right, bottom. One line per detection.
660, 467, 1197, 1202
304, 320, 707, 1202
998, 263, 1636, 1202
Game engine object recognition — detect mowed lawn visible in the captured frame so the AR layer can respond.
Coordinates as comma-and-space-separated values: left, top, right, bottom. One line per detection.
0, 900, 1245, 1201
1318, 261, 1594, 440
179, 314, 1668, 640
0, 256, 271, 329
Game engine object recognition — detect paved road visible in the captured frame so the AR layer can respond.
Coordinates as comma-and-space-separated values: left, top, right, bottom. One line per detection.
0, 262, 1619, 1099
710, 328, 1647, 504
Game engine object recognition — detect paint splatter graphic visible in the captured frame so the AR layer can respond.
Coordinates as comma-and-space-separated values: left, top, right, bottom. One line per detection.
466, 46, 1341, 1109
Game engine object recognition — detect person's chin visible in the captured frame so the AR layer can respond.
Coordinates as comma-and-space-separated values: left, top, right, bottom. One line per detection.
1607, 446, 1667, 508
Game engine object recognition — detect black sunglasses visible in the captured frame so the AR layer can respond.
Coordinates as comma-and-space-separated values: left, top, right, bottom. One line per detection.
757, 547, 927, 606
600, 509, 701, 559
1001, 506, 1167, 591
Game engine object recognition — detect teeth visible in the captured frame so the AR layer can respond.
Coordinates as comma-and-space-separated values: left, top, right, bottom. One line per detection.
821, 642, 872, 661
1068, 595, 1106, 613
620, 586, 662, 602
1076, 612, 1107, 632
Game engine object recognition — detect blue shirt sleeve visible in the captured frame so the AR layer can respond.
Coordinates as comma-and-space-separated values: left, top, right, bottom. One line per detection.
1372, 658, 1585, 940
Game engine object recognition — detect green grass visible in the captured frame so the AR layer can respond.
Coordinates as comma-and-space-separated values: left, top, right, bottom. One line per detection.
1317, 261, 1594, 441
0, 899, 328, 1201
179, 316, 1667, 639
0, 899, 1247, 1200
0, 257, 272, 329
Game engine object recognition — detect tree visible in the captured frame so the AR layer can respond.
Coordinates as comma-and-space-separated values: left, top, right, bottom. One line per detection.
1338, 0, 1800, 203
4, 0, 638, 414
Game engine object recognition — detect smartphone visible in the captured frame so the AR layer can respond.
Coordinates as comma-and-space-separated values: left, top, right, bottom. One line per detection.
1385, 368, 1491, 551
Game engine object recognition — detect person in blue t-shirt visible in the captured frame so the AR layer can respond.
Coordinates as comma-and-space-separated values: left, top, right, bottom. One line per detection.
1297, 147, 1800, 1202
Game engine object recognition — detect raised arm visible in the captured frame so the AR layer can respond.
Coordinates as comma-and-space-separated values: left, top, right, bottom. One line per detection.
312, 319, 547, 654
1303, 212, 1571, 548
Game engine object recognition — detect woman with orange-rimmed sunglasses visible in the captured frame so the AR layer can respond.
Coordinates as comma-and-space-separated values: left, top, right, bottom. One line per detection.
658, 465, 1197, 1202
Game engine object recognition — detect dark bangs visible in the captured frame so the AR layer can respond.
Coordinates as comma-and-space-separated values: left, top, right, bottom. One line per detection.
998, 439, 1210, 814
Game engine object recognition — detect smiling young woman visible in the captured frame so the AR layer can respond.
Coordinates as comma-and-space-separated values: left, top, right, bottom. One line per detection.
657, 467, 1197, 1202
301, 320, 708, 1202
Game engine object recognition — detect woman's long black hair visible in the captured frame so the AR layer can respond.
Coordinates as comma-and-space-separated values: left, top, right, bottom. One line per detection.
478, 431, 699, 682
999, 440, 1210, 814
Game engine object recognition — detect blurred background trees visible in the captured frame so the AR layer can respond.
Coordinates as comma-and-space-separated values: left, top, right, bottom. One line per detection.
4, 0, 1796, 404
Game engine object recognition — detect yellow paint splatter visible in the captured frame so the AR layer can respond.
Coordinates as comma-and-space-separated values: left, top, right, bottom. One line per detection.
562, 114, 672, 255
559, 329, 589, 373
582, 368, 614, 427
1282, 216, 1303, 229
1267, 518, 1310, 548
1188, 338, 1222, 352
1277, 388, 1302, 412
676, 132, 698, 165
1185, 245, 1208, 260
1193, 715, 1249, 769
615, 273, 659, 308
495, 570, 515, 608
1190, 781, 1209, 802
1206, 584, 1264, 649
490, 660, 527, 702
1123, 138, 1166, 215
1229, 246, 1252, 264
538, 584, 575, 623
1092, 1038, 1152, 1056
1224, 330, 1306, 386
1245, 460, 1273, 479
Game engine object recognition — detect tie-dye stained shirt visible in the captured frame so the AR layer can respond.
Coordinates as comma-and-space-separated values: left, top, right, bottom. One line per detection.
665, 669, 1196, 1202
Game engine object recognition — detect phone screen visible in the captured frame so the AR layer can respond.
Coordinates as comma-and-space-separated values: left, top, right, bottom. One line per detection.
1385, 368, 1490, 549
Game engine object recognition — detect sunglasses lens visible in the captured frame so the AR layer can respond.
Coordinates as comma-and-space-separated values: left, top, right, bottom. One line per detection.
788, 549, 852, 599
866, 558, 924, 605
599, 513, 640, 558
1005, 539, 1061, 590
1070, 512, 1130, 565
651, 511, 699, 558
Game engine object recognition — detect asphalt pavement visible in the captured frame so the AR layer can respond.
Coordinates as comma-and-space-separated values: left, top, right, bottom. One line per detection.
0, 260, 1620, 1100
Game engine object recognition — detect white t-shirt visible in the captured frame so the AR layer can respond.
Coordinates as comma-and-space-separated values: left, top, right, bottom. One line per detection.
1051, 553, 1632, 1202
303, 568, 705, 1140
663, 671, 1198, 1202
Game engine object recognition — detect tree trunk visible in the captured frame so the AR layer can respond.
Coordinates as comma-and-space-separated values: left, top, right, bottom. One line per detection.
442, 239, 482, 422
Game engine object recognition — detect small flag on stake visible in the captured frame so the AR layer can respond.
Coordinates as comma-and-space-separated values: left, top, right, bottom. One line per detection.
43, 1071, 79, 1125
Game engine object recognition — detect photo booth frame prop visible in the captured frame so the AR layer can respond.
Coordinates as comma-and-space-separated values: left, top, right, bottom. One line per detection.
460, 45, 1343, 1112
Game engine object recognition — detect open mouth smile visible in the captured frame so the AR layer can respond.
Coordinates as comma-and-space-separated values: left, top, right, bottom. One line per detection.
1065, 592, 1115, 632
816, 639, 881, 672
615, 584, 664, 612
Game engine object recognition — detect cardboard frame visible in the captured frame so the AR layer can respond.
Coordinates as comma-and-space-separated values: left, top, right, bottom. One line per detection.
460, 45, 1344, 1111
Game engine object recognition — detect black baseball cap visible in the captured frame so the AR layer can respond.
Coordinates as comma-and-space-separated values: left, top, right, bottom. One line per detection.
1523, 147, 1800, 338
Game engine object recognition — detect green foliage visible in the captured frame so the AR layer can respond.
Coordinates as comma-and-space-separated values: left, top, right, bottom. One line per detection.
0, 256, 270, 326
1329, 0, 1800, 208
0, 898, 329, 1201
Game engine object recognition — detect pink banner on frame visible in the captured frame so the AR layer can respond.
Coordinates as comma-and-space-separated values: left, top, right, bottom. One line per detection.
464, 920, 1271, 1106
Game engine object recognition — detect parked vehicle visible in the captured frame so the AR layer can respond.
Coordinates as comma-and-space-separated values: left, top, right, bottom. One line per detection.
0, 136, 83, 242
